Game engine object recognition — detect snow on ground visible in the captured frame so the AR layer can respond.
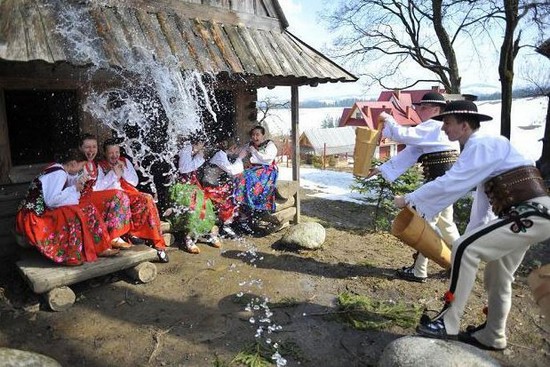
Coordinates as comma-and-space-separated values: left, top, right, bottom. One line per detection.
271, 96, 548, 204
278, 166, 367, 204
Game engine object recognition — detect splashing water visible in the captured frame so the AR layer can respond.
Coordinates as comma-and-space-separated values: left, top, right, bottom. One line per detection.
55, 1, 218, 196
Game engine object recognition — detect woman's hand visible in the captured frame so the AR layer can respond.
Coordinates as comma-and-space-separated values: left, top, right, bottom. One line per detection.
113, 162, 124, 178
394, 196, 407, 208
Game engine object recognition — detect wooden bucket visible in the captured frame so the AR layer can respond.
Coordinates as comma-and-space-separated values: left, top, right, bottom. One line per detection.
391, 206, 451, 269
528, 264, 550, 326
353, 127, 380, 177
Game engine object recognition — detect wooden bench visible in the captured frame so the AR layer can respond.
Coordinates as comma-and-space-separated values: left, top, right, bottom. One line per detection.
255, 180, 299, 234
16, 244, 161, 311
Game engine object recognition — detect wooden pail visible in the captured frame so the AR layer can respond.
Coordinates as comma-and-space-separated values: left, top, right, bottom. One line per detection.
353, 127, 380, 177
391, 206, 451, 269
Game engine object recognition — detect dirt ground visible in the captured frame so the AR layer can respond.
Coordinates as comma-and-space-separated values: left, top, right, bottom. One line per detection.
1, 190, 550, 367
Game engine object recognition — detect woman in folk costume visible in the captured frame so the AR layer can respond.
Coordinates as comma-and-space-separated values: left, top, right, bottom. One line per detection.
166, 135, 220, 254
16, 149, 119, 266
233, 126, 278, 233
394, 101, 550, 351
98, 139, 169, 263
203, 138, 247, 239
77, 134, 132, 250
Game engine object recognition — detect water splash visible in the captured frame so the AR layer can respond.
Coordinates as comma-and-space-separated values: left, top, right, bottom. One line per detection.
55, 1, 218, 195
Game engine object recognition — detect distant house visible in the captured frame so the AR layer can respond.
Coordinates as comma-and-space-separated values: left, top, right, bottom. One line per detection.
339, 86, 447, 160
299, 126, 356, 167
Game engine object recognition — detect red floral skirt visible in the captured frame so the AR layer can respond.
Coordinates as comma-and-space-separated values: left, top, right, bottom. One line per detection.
16, 204, 111, 265
80, 189, 131, 239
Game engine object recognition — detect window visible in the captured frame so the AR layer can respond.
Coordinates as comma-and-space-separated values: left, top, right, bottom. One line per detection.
5, 90, 79, 166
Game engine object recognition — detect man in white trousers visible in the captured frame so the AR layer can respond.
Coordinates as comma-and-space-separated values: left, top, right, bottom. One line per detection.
394, 100, 550, 351
369, 92, 461, 282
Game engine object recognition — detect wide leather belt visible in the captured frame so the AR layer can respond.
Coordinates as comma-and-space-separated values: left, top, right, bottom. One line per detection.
484, 166, 549, 216
418, 150, 459, 182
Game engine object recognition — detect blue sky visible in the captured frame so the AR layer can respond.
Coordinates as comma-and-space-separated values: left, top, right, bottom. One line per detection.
259, 0, 546, 102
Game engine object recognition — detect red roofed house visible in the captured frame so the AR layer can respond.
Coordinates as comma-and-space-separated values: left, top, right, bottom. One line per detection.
339, 86, 445, 160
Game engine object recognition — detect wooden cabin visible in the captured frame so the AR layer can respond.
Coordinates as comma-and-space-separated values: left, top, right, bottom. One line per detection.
0, 0, 357, 256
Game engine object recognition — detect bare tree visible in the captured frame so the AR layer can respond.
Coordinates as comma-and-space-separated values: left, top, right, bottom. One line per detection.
325, 0, 549, 138
324, 0, 501, 93
256, 97, 289, 124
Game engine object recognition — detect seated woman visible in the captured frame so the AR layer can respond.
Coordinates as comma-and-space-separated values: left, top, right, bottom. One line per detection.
16, 149, 119, 266
166, 135, 220, 254
78, 134, 132, 250
98, 139, 169, 263
234, 126, 278, 233
203, 138, 246, 238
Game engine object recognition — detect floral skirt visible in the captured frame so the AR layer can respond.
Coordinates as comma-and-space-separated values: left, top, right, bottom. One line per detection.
16, 204, 111, 265
126, 190, 166, 249
167, 182, 216, 238
203, 182, 237, 224
234, 165, 278, 213
80, 190, 131, 239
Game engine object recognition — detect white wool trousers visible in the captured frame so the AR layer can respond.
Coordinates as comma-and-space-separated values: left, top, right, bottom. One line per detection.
442, 196, 550, 348
413, 205, 460, 277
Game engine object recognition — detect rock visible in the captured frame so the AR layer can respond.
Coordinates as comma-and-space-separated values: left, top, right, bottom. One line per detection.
280, 222, 326, 249
0, 347, 62, 367
378, 336, 501, 367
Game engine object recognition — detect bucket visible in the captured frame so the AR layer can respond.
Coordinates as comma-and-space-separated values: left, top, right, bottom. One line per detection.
528, 264, 550, 326
391, 206, 451, 269
353, 127, 381, 177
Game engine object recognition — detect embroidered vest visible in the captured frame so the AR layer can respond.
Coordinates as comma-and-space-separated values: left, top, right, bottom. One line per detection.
18, 165, 65, 216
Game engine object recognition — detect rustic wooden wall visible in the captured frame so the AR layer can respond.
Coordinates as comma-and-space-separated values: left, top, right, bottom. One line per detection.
0, 89, 11, 184
235, 88, 259, 144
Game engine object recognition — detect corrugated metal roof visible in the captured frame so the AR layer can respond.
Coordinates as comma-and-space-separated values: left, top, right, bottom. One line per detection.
300, 126, 356, 156
0, 0, 357, 86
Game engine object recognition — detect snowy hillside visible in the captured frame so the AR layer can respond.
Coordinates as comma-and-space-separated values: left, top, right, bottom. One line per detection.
264, 96, 547, 162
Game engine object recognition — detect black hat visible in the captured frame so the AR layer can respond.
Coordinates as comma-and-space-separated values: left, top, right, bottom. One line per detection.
413, 92, 447, 106
432, 100, 493, 122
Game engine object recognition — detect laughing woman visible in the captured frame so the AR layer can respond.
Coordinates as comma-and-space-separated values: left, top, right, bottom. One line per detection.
233, 126, 278, 232
16, 149, 119, 266
78, 134, 132, 250
98, 139, 169, 263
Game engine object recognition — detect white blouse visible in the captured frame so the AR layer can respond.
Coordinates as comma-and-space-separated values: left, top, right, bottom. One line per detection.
178, 142, 205, 174
249, 140, 277, 165
100, 157, 140, 190
405, 131, 533, 230
209, 150, 244, 176
40, 164, 80, 208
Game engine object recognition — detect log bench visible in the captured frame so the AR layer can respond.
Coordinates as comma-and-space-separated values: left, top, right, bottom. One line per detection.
16, 244, 160, 311
255, 180, 299, 235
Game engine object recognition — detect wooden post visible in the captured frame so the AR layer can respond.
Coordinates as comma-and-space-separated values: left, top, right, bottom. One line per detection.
291, 86, 300, 224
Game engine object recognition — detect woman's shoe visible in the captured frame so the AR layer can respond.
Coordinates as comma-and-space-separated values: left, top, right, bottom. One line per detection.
183, 238, 200, 254
156, 250, 169, 263
207, 235, 222, 248
98, 248, 120, 257
111, 237, 132, 249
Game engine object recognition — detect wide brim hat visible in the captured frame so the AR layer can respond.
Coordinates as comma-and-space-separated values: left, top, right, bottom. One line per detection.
432, 100, 493, 121
413, 91, 447, 106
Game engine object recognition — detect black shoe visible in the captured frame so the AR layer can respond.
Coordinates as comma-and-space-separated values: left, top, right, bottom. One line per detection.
238, 222, 255, 235
157, 250, 169, 263
221, 225, 238, 239
416, 318, 455, 340
458, 331, 506, 351
396, 266, 427, 283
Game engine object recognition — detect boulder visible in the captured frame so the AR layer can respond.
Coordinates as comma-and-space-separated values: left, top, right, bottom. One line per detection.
280, 222, 325, 249
0, 348, 62, 367
378, 336, 501, 367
